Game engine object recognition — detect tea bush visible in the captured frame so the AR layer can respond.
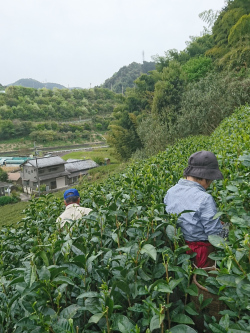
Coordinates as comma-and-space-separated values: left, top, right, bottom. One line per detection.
0, 106, 249, 332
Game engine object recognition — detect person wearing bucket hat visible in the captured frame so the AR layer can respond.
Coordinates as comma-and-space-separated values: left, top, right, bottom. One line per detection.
56, 188, 92, 228
164, 151, 225, 268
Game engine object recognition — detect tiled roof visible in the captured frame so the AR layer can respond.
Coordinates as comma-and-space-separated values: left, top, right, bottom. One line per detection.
24, 156, 66, 168
8, 172, 21, 181
65, 159, 98, 173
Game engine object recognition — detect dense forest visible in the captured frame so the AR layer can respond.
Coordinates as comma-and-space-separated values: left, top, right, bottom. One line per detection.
101, 61, 156, 94
107, 0, 250, 160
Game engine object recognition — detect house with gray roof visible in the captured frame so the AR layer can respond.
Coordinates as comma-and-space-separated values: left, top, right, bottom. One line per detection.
21, 156, 69, 192
20, 156, 98, 193
65, 159, 99, 184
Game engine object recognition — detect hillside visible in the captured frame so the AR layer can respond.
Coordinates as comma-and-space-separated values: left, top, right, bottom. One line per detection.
8, 78, 66, 89
0, 86, 124, 145
101, 61, 155, 93
107, 0, 250, 160
0, 105, 249, 332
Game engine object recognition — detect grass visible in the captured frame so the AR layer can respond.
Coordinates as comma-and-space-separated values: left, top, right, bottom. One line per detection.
0, 201, 30, 228
62, 148, 119, 164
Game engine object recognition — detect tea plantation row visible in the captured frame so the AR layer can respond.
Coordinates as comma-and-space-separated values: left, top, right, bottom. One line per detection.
0, 106, 249, 332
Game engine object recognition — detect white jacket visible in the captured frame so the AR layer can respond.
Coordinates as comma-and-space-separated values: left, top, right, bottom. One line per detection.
56, 203, 92, 228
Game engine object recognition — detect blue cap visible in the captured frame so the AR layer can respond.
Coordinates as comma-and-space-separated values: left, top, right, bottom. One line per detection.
64, 188, 80, 200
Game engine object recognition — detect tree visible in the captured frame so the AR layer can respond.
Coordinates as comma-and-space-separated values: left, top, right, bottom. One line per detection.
152, 60, 186, 125
107, 113, 142, 160
0, 168, 8, 182
182, 56, 213, 81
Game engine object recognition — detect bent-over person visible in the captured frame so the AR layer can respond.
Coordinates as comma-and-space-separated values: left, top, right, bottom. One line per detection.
164, 151, 224, 268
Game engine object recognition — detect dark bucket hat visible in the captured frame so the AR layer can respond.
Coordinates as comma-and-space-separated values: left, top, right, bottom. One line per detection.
183, 151, 223, 180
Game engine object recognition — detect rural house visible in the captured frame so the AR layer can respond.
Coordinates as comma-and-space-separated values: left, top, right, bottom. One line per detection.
20, 156, 98, 193
65, 159, 99, 184
21, 156, 69, 192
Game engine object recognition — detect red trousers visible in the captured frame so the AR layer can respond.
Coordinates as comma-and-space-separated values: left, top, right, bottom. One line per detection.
185, 241, 215, 268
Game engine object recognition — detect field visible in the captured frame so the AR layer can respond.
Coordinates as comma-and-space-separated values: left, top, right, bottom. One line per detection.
62, 147, 119, 163
0, 201, 29, 228
0, 106, 249, 332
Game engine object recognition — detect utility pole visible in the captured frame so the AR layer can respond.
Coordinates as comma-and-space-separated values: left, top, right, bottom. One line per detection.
34, 142, 40, 196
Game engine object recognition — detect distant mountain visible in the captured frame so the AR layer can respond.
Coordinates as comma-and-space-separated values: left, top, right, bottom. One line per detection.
101, 61, 155, 94
8, 78, 66, 90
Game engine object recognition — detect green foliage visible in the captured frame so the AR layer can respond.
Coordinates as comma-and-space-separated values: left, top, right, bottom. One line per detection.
107, 0, 250, 160
0, 106, 249, 332
212, 7, 246, 46
175, 72, 250, 138
102, 61, 155, 94
0, 167, 8, 181
182, 56, 213, 82
107, 113, 143, 160
0, 195, 19, 206
92, 156, 104, 165
1, 86, 122, 122
132, 116, 169, 159
228, 13, 250, 45
152, 60, 186, 124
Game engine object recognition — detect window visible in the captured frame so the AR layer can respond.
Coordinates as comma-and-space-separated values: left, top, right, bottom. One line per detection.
48, 167, 58, 172
50, 181, 56, 189
38, 169, 45, 174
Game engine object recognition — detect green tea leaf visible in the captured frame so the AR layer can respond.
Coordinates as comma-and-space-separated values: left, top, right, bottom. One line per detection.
208, 235, 226, 248
140, 244, 157, 261
77, 291, 100, 299
88, 312, 103, 324
150, 314, 160, 331
171, 314, 194, 325
169, 324, 198, 333
53, 276, 74, 286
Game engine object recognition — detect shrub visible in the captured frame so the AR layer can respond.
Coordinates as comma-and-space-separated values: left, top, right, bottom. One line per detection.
0, 195, 19, 206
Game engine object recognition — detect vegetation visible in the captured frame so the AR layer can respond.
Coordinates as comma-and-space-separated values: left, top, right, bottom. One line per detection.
0, 86, 124, 145
0, 195, 19, 206
102, 61, 155, 94
0, 200, 29, 228
107, 0, 250, 160
62, 148, 119, 164
0, 167, 8, 181
0, 105, 249, 332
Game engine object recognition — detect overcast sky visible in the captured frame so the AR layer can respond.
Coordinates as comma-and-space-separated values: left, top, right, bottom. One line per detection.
1, 0, 226, 89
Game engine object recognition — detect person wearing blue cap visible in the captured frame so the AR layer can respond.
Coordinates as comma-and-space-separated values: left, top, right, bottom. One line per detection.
56, 188, 92, 228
